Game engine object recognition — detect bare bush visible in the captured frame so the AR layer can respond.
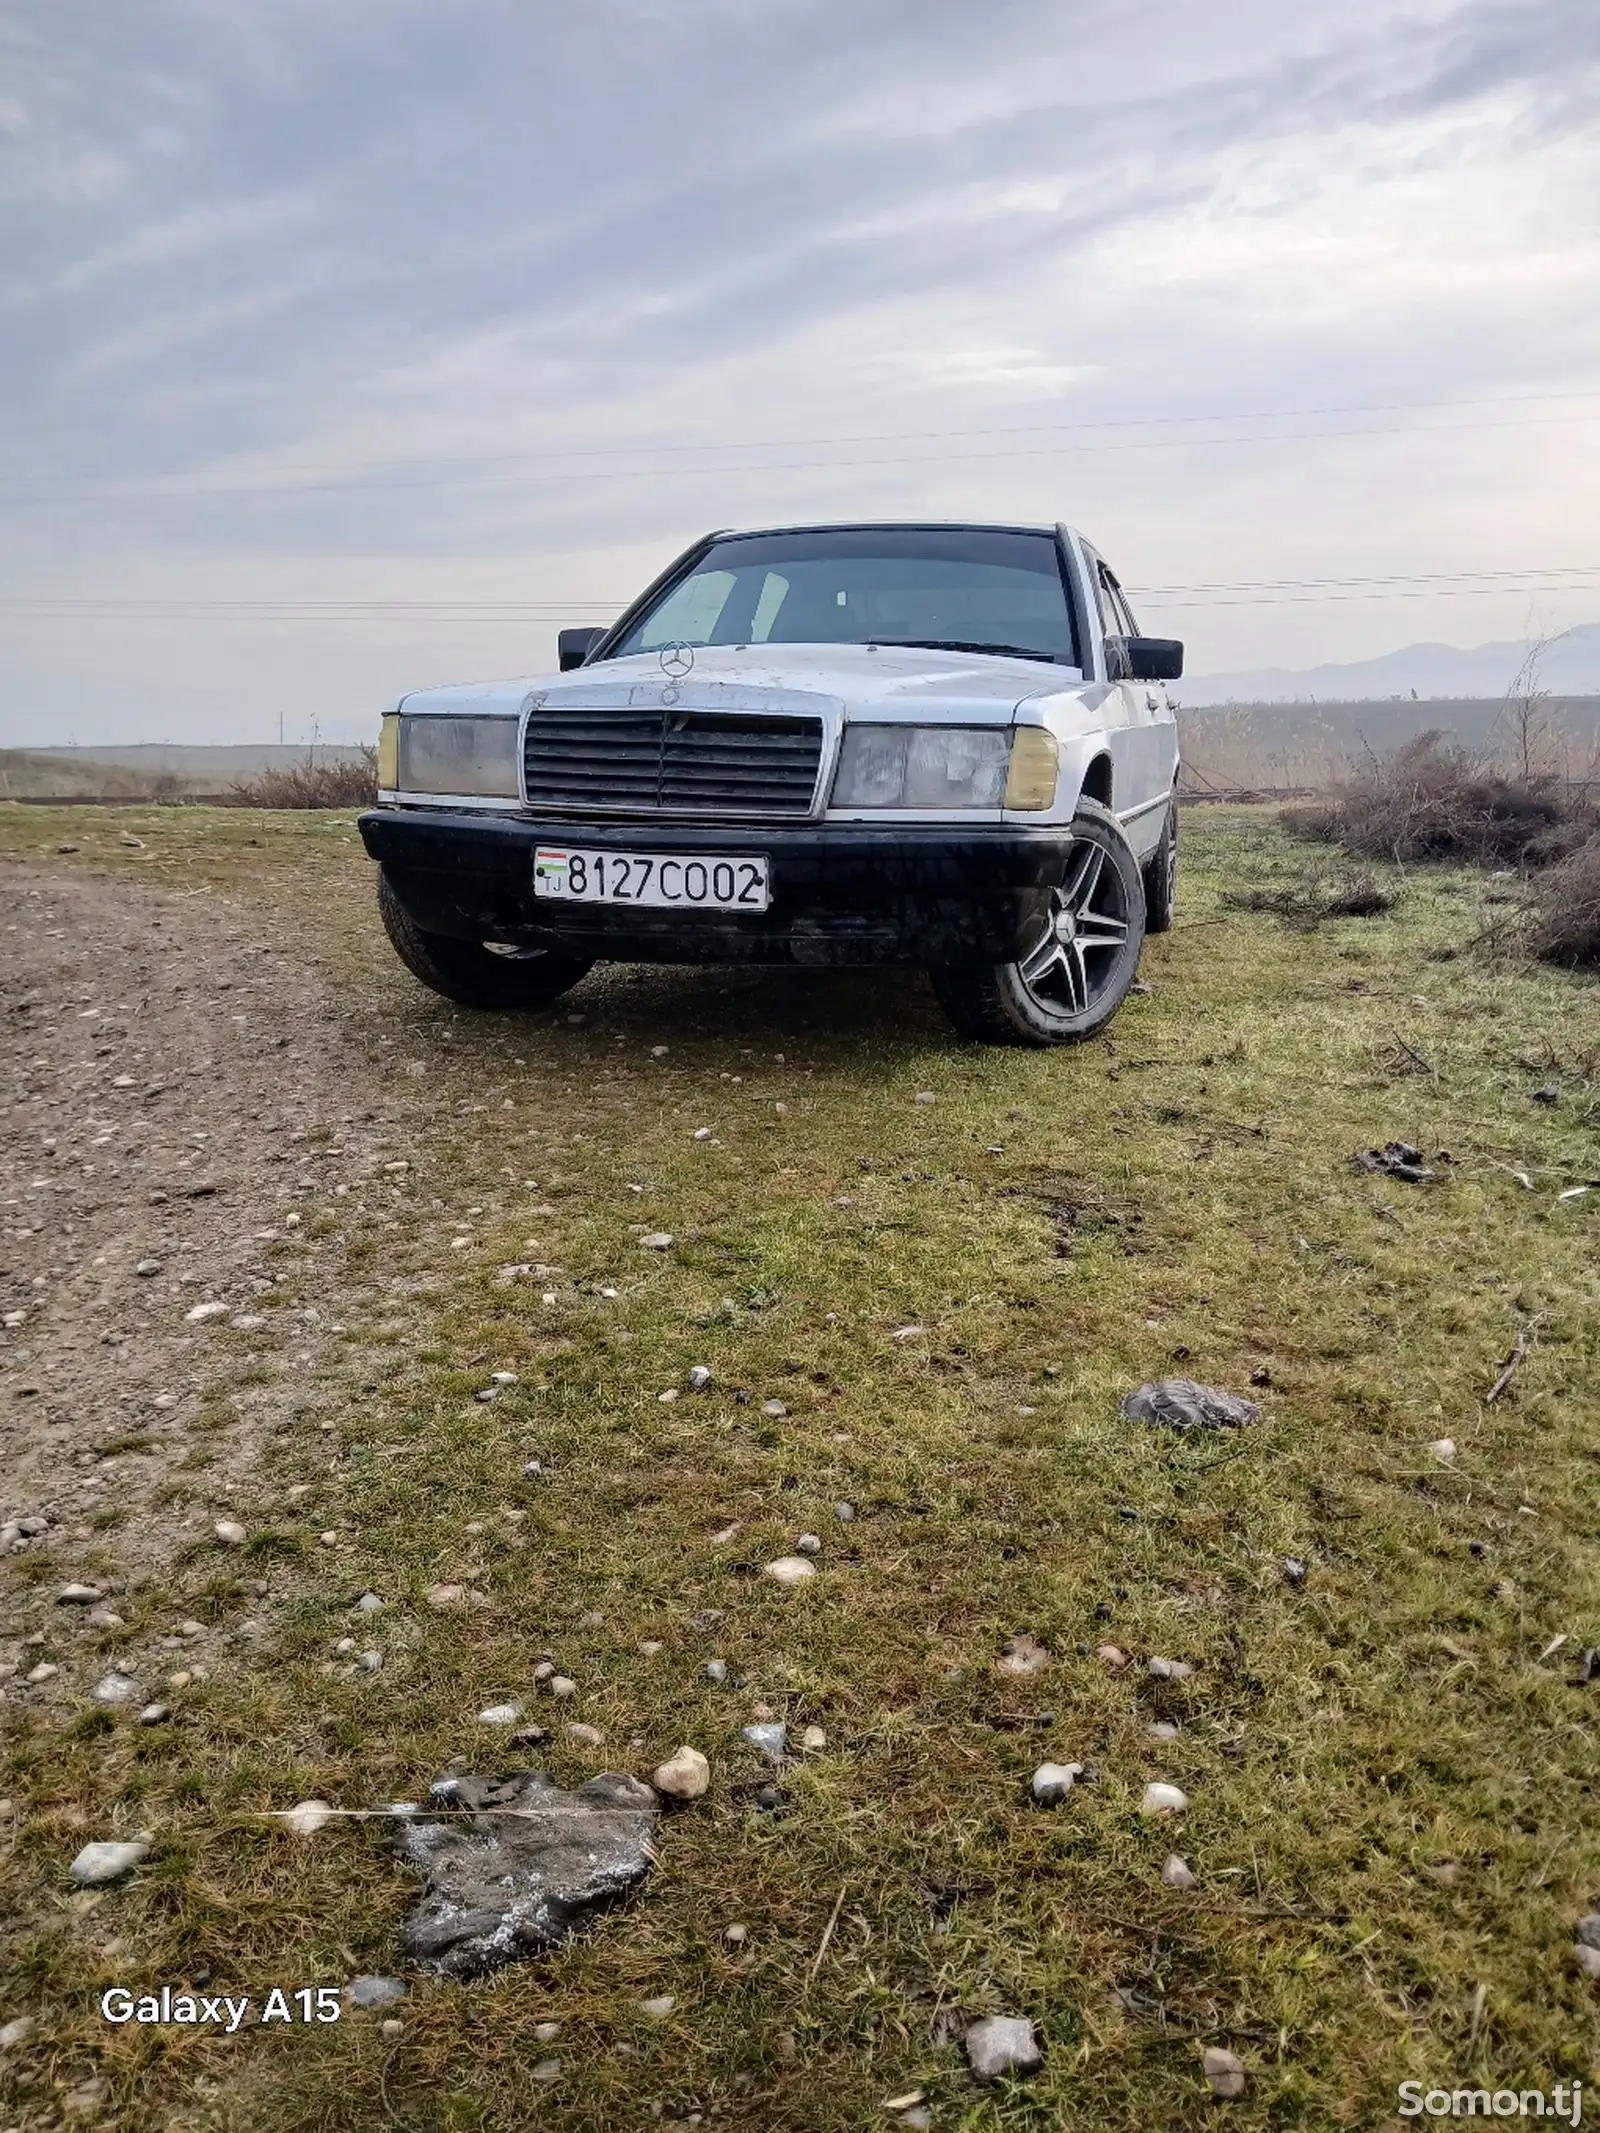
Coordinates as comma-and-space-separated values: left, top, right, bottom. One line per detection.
1283, 731, 1592, 868
1524, 833, 1600, 967
227, 748, 377, 810
1222, 869, 1398, 928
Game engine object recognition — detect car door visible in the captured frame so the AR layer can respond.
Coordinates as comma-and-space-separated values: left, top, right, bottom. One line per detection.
1089, 553, 1173, 857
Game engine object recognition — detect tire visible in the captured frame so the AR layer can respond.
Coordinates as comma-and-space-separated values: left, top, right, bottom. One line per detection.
930, 799, 1147, 1046
1141, 794, 1179, 934
377, 870, 593, 1011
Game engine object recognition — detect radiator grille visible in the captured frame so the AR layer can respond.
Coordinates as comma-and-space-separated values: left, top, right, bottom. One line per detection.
522, 705, 823, 817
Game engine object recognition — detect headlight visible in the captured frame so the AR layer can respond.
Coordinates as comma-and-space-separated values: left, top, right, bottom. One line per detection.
831, 726, 1011, 809
1003, 727, 1059, 811
377, 713, 400, 789
398, 716, 520, 799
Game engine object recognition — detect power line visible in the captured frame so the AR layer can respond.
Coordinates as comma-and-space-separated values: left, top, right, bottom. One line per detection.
2, 563, 1598, 622
7, 392, 1600, 505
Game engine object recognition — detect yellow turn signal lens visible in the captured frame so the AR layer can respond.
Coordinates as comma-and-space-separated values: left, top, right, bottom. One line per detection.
377, 713, 400, 790
1004, 727, 1059, 811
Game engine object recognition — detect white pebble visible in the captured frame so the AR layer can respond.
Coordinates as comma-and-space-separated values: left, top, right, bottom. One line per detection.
1141, 1782, 1188, 1816
639, 1995, 676, 2018
1031, 1761, 1083, 1805
70, 1837, 151, 1885
763, 1556, 816, 1588
283, 1800, 335, 1836
477, 1702, 523, 1725
1161, 1854, 1197, 1889
214, 1520, 247, 1547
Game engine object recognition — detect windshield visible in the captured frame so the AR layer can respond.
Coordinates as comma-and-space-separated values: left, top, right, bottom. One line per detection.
608, 526, 1080, 667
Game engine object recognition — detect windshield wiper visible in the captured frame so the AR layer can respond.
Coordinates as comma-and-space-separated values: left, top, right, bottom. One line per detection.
866, 638, 1060, 663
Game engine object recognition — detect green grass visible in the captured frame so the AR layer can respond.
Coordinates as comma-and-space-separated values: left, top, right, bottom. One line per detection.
2, 801, 1599, 2131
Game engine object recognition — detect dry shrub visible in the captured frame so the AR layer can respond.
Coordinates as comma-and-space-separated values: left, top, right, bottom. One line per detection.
1283, 731, 1591, 868
228, 749, 377, 809
1525, 833, 1600, 967
1223, 869, 1397, 929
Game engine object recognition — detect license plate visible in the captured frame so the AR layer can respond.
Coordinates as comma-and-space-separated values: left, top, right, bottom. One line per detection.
534, 846, 771, 912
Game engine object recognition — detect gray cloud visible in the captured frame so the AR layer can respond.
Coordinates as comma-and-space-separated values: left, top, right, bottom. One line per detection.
2, 0, 1598, 741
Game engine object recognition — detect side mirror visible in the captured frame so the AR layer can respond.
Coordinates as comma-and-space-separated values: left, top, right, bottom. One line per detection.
1123, 635, 1183, 683
558, 626, 607, 671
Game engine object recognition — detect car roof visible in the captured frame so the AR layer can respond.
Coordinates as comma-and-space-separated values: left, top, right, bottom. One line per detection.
704, 518, 1072, 541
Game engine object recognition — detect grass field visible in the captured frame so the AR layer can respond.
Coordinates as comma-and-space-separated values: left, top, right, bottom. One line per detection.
2, 802, 1598, 2132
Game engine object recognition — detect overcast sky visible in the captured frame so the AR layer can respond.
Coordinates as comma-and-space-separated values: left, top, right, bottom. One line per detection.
3, 0, 1599, 745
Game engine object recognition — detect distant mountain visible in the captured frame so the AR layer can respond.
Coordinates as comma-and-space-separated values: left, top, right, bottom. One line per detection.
1184, 621, 1600, 706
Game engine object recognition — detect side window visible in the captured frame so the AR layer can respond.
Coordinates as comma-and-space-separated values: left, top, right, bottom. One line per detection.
1097, 563, 1139, 638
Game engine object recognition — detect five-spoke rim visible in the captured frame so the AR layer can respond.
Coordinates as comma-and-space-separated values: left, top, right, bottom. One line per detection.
1017, 835, 1131, 1015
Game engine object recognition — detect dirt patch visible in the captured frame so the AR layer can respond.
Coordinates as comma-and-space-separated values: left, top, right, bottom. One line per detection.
1, 860, 423, 1647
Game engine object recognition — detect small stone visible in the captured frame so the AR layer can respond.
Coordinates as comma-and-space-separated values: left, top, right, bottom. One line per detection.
914, 1091, 936, 1105
742, 1722, 787, 1763
1283, 1557, 1307, 1585
751, 1700, 775, 1720
533, 2059, 562, 2083
92, 1673, 140, 1706
1162, 1854, 1198, 1889
639, 1233, 674, 1250
359, 1651, 383, 1673
639, 1640, 663, 1656
25, 1662, 58, 1684
763, 1555, 816, 1588
0, 2014, 36, 2049
1142, 1782, 1188, 1816
64, 2075, 112, 2116
349, 1974, 406, 2008
705, 1659, 729, 1684
381, 2018, 404, 2038
58, 1583, 104, 1605
138, 1703, 171, 1725
213, 1520, 247, 1547
800, 1724, 827, 1752
1430, 1438, 1457, 1462
166, 1670, 192, 1690
86, 1607, 124, 1630
566, 1722, 604, 1747
795, 1533, 822, 1555
69, 1837, 151, 1884
533, 2020, 561, 2043
1575, 1944, 1600, 1979
477, 1702, 522, 1726
693, 1126, 713, 1140
1203, 2046, 1247, 2099
652, 1745, 711, 1800
283, 1800, 335, 1836
1574, 1913, 1600, 1950
835, 1501, 855, 1522
639, 1994, 676, 2018
762, 1398, 788, 1418
1147, 1720, 1180, 1741
688, 1365, 712, 1390
1031, 1761, 1083, 1804
426, 1584, 466, 1608
357, 1591, 384, 1613
136, 1258, 163, 1275
185, 1301, 229, 1323
1147, 1657, 1194, 1682
576, 1610, 604, 1630
335, 1638, 356, 1655
965, 2013, 1042, 2083
724, 1923, 747, 1946
1094, 1644, 1128, 1669
550, 1676, 577, 1699
997, 1633, 1051, 1677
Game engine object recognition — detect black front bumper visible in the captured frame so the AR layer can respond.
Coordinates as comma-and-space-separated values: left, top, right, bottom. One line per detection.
357, 807, 1073, 967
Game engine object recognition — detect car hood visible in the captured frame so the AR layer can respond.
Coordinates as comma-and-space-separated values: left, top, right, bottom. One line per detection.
400, 641, 1095, 726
